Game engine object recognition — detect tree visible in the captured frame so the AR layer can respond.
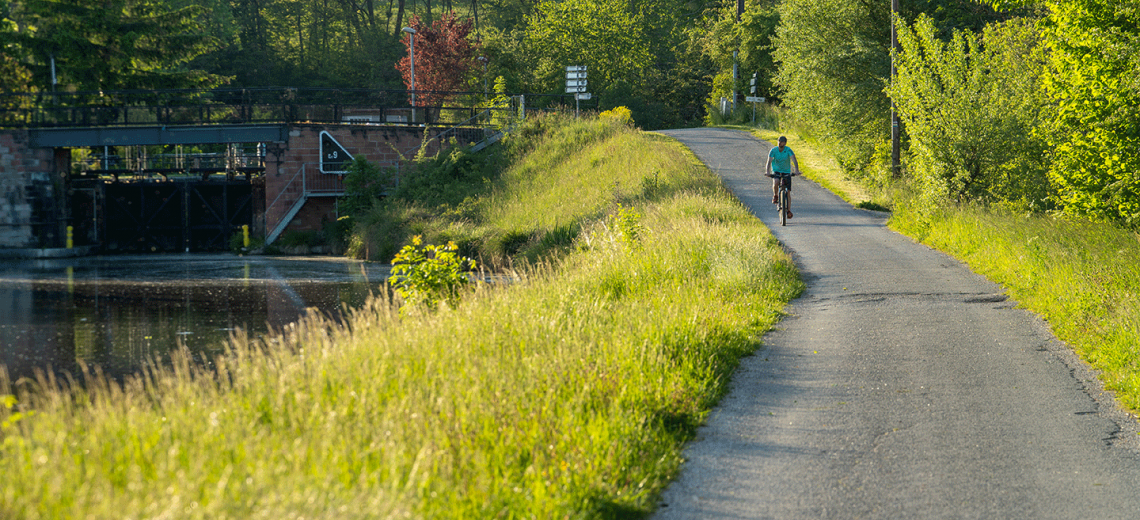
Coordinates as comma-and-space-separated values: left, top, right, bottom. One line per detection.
1041, 0, 1140, 225
520, 0, 651, 98
772, 0, 892, 172
888, 14, 1050, 207
5, 0, 227, 91
0, 12, 35, 93
396, 13, 481, 107
771, 0, 1010, 174
702, 1, 780, 103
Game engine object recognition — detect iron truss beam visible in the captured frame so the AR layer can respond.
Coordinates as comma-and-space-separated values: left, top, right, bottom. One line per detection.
29, 124, 289, 147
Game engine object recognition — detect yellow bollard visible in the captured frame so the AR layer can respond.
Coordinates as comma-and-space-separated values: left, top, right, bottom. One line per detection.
66, 226, 73, 249
243, 225, 250, 248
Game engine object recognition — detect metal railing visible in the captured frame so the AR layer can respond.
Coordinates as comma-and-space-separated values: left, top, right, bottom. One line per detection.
0, 87, 588, 129
265, 163, 346, 244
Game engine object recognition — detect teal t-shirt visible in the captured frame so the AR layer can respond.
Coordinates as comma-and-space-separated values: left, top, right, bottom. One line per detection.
768, 145, 795, 174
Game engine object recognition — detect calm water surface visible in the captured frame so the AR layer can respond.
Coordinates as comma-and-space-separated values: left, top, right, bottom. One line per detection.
0, 254, 390, 383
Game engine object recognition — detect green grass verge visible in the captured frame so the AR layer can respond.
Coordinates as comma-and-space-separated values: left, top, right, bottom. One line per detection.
0, 116, 803, 519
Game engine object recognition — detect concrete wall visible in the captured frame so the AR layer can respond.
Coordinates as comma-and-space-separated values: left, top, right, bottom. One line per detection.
0, 130, 62, 248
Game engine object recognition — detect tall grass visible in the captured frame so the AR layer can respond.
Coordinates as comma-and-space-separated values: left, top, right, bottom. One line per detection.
0, 116, 802, 518
891, 202, 1140, 411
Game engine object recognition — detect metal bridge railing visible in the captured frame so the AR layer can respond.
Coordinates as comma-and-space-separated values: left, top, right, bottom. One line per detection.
0, 87, 588, 129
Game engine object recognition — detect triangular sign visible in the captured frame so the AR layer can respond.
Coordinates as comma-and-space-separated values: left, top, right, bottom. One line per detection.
320, 131, 353, 173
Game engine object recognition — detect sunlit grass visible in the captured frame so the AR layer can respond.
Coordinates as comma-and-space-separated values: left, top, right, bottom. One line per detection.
0, 117, 802, 519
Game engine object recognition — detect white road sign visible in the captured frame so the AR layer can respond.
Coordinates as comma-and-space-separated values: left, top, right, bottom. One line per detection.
566, 65, 587, 72
745, 96, 766, 103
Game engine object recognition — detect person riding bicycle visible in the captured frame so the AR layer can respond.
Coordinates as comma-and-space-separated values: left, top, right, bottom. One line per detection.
764, 136, 801, 218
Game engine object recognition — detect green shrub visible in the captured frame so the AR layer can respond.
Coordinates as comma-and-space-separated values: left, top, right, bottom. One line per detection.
388, 235, 477, 313
888, 15, 1051, 209
341, 156, 393, 215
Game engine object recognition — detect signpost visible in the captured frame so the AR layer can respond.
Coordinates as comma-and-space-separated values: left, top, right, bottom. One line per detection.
749, 73, 757, 123
320, 131, 353, 173
565, 65, 588, 118
746, 73, 767, 123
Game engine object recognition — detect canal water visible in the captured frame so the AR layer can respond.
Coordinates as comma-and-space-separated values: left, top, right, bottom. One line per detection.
0, 254, 390, 384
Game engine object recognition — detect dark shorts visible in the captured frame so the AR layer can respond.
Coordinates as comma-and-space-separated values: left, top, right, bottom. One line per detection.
772, 174, 792, 191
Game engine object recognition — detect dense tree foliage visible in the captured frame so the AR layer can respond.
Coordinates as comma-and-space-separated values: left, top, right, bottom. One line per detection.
888, 15, 1049, 208
772, 0, 891, 172
396, 13, 481, 106
1042, 0, 1140, 224
702, 2, 779, 108
3, 0, 226, 91
521, 0, 650, 97
769, 0, 1009, 173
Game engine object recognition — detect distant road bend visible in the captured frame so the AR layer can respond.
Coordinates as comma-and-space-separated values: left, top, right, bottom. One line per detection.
652, 128, 1140, 519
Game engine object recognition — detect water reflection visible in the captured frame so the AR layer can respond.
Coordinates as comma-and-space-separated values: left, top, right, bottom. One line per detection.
0, 254, 390, 383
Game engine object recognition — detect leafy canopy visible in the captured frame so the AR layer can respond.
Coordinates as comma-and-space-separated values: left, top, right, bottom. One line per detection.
6, 0, 227, 91
396, 13, 481, 107
1042, 0, 1140, 224
772, 0, 891, 170
521, 0, 651, 96
888, 14, 1050, 207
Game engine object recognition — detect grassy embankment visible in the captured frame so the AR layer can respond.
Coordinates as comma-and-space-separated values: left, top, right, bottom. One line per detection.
748, 123, 1140, 415
0, 115, 802, 519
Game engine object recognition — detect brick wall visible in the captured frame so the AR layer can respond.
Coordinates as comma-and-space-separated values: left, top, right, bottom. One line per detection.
0, 130, 60, 248
263, 124, 486, 238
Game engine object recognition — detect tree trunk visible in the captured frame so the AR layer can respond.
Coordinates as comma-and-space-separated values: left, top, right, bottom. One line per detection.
472, 0, 478, 38
394, 0, 405, 35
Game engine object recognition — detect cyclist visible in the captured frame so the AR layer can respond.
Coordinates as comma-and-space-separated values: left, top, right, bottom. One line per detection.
764, 136, 801, 218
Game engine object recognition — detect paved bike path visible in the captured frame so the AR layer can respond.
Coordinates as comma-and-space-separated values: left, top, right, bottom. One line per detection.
653, 128, 1140, 519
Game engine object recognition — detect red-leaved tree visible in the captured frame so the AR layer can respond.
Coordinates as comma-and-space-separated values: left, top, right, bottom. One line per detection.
395, 13, 480, 108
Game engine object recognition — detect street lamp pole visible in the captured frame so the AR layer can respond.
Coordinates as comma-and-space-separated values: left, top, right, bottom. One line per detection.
402, 27, 417, 124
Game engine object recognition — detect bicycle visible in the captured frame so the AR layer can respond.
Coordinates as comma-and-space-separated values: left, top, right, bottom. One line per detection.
766, 171, 798, 226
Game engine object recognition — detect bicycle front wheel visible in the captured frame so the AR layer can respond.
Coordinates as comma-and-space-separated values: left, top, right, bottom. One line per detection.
779, 189, 787, 226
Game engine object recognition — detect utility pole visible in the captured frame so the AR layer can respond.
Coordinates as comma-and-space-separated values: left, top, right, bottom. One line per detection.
890, 0, 901, 177
732, 0, 744, 114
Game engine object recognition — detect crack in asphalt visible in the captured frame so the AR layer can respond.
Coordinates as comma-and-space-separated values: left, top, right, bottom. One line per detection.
806, 292, 1012, 305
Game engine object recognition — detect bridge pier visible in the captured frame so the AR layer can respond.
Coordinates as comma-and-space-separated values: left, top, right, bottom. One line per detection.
0, 130, 69, 249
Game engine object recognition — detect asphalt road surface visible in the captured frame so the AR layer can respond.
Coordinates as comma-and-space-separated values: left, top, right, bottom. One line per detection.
652, 128, 1140, 519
